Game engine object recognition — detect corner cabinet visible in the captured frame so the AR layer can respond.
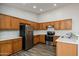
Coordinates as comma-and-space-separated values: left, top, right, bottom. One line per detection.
56, 42, 78, 56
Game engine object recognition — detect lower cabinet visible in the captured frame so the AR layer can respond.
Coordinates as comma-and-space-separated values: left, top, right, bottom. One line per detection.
56, 42, 78, 56
0, 38, 22, 56
12, 38, 22, 53
34, 35, 40, 44
0, 40, 12, 56
39, 35, 45, 43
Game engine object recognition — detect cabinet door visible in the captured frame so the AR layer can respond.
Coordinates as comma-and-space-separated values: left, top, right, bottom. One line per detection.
11, 17, 19, 30
0, 40, 12, 56
40, 35, 45, 43
39, 23, 43, 30
0, 14, 11, 30
65, 19, 72, 30
56, 42, 78, 56
34, 35, 40, 44
34, 23, 40, 30
42, 23, 47, 30
17, 38, 22, 51
12, 38, 22, 53
60, 20, 65, 30
54, 21, 60, 30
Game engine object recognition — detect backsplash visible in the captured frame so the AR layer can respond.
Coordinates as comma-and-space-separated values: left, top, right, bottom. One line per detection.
34, 30, 72, 36
0, 31, 19, 39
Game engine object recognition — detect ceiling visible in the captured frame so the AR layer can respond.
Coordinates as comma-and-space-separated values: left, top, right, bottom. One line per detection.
0, 3, 70, 14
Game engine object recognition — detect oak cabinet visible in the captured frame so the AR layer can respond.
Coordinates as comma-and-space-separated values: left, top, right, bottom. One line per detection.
60, 19, 72, 30
0, 40, 12, 56
0, 38, 22, 56
56, 42, 78, 56
0, 14, 20, 30
54, 21, 60, 30
34, 35, 40, 44
30, 23, 39, 30
12, 38, 22, 53
34, 23, 40, 30
60, 20, 65, 30
20, 19, 27, 24
42, 23, 46, 30
11, 17, 20, 30
0, 14, 11, 30
65, 19, 72, 30
39, 19, 72, 30
39, 35, 45, 43
39, 23, 43, 30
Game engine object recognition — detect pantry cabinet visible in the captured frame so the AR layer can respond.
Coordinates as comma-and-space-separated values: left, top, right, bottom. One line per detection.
56, 42, 78, 56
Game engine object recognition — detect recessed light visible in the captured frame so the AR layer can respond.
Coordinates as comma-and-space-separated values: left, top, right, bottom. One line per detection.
33, 6, 37, 8
53, 4, 57, 6
40, 9, 43, 11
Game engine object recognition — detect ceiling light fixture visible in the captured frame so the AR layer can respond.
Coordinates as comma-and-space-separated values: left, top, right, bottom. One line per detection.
40, 9, 43, 11
33, 6, 37, 8
53, 4, 57, 6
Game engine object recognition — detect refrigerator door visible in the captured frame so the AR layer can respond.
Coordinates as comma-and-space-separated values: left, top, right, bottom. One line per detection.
25, 30, 33, 50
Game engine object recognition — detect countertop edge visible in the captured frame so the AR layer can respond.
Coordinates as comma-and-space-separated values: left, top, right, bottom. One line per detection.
0, 37, 22, 41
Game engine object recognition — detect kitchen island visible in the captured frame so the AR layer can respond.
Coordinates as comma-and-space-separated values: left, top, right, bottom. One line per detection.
56, 34, 79, 56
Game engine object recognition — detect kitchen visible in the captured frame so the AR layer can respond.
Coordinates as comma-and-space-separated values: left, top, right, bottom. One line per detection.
0, 3, 79, 56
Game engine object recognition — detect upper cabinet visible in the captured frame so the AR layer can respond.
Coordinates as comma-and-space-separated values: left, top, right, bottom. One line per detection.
60, 19, 72, 30
0, 14, 20, 30
39, 23, 43, 30
0, 14, 11, 30
60, 20, 66, 30
33, 23, 40, 30
11, 17, 20, 30
65, 19, 72, 30
0, 14, 72, 30
39, 19, 72, 30
54, 21, 60, 30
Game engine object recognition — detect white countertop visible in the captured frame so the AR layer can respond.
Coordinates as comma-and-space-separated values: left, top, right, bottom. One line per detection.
56, 36, 79, 44
0, 37, 22, 41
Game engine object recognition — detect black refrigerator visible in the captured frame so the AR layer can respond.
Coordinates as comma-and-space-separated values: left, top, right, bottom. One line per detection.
20, 24, 34, 50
